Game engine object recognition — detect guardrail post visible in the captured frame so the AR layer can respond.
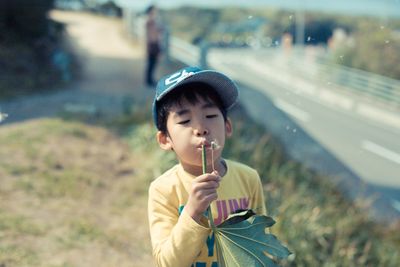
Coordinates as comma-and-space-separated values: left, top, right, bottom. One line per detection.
199, 41, 209, 69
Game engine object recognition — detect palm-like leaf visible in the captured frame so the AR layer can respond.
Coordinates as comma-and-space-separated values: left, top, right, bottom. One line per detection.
215, 209, 291, 267
202, 145, 291, 267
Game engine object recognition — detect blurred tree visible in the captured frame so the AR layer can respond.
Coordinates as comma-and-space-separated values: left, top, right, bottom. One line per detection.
97, 0, 122, 17
334, 21, 400, 79
0, 0, 76, 100
0, 0, 54, 41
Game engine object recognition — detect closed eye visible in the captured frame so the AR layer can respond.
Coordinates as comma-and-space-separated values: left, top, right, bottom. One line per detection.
206, 114, 218, 119
177, 120, 190, 125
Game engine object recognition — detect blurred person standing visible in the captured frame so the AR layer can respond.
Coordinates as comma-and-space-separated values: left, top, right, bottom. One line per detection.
145, 4, 163, 87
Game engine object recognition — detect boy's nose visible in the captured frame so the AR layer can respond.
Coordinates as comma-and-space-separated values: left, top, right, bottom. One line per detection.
194, 128, 209, 136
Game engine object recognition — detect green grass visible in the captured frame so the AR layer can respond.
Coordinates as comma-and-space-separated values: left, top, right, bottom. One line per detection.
223, 107, 400, 267
0, 104, 399, 266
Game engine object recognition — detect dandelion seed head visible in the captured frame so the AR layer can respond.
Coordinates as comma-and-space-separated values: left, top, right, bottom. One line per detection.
211, 140, 220, 150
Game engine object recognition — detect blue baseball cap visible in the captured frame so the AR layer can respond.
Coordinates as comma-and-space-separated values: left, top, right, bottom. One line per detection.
152, 66, 239, 130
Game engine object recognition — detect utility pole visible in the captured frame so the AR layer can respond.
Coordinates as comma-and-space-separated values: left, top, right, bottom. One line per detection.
295, 4, 305, 47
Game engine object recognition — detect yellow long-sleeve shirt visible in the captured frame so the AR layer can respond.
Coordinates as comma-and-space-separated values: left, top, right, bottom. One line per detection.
148, 159, 267, 267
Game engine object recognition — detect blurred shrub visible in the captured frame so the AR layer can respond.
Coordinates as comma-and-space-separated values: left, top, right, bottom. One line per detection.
333, 21, 400, 80
0, 0, 54, 41
0, 0, 77, 100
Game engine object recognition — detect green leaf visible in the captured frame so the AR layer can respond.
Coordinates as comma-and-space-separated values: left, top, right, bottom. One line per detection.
201, 145, 290, 266
214, 210, 291, 267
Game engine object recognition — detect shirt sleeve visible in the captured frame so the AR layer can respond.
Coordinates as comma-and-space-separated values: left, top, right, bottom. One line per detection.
148, 182, 211, 267
252, 172, 267, 215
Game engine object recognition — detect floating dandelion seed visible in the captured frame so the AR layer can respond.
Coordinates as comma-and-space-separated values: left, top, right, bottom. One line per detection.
307, 36, 311, 42
380, 26, 385, 30
385, 40, 390, 44
0, 112, 8, 123
248, 15, 253, 19
289, 15, 293, 20
339, 55, 344, 60
292, 128, 297, 133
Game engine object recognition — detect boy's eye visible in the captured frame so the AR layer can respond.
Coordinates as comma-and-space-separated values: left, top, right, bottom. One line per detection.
177, 119, 190, 125
206, 114, 218, 119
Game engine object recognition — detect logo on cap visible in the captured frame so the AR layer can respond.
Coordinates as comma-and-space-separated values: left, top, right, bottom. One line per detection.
165, 69, 195, 87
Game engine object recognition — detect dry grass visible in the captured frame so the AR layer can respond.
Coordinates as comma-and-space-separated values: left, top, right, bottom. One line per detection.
0, 118, 154, 267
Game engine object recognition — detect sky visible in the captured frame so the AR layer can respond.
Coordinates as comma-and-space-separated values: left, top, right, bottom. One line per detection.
114, 0, 400, 17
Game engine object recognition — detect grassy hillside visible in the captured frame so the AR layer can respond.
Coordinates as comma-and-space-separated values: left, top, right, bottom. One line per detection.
0, 118, 153, 266
0, 106, 399, 266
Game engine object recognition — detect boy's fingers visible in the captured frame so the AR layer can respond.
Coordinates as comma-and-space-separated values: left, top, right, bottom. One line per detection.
211, 170, 220, 176
195, 188, 218, 198
192, 181, 219, 192
195, 190, 218, 204
195, 173, 221, 183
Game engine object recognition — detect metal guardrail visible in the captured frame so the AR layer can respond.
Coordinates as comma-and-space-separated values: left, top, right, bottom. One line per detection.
318, 63, 400, 106
169, 37, 209, 69
281, 51, 400, 108
235, 47, 400, 109
169, 37, 200, 67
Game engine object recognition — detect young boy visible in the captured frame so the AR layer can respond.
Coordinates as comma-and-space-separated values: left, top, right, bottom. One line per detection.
148, 66, 267, 267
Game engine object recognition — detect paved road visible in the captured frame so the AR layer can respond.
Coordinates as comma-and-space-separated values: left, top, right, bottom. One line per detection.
208, 48, 400, 218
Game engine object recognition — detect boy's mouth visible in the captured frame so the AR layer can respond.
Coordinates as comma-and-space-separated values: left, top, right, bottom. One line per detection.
197, 140, 219, 150
197, 140, 211, 149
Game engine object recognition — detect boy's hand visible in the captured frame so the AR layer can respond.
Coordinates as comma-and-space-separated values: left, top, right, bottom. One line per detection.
185, 171, 221, 224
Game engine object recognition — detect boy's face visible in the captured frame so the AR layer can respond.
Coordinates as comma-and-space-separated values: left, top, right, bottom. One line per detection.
157, 96, 232, 173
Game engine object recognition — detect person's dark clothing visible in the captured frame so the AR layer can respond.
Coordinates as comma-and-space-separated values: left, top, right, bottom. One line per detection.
145, 15, 162, 87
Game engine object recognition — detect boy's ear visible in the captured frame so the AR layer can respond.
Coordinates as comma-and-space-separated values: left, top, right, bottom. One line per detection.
157, 131, 173, 150
225, 118, 233, 137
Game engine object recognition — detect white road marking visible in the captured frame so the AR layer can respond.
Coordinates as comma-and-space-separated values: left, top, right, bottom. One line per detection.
273, 98, 310, 122
362, 140, 400, 165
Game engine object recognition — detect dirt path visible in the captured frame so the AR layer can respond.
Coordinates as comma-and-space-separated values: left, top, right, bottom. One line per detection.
0, 10, 161, 124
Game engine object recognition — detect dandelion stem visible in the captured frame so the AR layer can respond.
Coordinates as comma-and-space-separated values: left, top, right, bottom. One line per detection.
202, 144, 207, 174
202, 145, 216, 230
211, 148, 215, 172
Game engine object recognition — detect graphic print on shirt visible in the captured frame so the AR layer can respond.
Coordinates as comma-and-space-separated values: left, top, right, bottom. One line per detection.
179, 196, 250, 267
178, 197, 250, 226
